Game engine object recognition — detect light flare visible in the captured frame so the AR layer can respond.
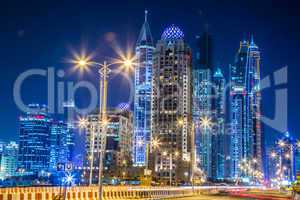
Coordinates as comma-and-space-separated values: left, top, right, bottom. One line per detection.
199, 116, 213, 130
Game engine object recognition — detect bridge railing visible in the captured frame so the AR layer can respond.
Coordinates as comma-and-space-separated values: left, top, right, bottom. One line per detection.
0, 185, 260, 200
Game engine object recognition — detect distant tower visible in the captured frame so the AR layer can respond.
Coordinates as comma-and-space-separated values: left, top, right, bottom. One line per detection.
211, 68, 226, 180
133, 10, 155, 167
49, 121, 72, 171
83, 109, 133, 184
247, 36, 262, 174
230, 37, 262, 179
193, 31, 213, 178
18, 104, 52, 175
0, 142, 18, 179
151, 25, 193, 184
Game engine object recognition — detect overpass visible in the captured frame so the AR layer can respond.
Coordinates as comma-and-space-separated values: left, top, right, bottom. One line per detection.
0, 185, 261, 200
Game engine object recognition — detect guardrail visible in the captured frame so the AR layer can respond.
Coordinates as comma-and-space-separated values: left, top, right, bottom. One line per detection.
0, 185, 261, 200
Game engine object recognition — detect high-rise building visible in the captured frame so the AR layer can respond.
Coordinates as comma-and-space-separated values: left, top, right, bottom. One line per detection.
18, 104, 52, 175
150, 25, 193, 184
211, 68, 226, 180
295, 147, 300, 178
83, 109, 133, 183
266, 146, 279, 184
193, 32, 213, 179
133, 10, 155, 167
49, 121, 74, 171
0, 141, 18, 179
248, 37, 262, 174
229, 37, 262, 179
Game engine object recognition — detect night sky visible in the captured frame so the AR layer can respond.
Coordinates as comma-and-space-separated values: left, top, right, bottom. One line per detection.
0, 0, 299, 147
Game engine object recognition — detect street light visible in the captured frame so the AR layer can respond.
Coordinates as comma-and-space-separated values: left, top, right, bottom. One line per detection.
78, 117, 88, 129
73, 53, 134, 200
278, 140, 286, 148
270, 151, 277, 159
151, 138, 160, 149
177, 118, 184, 127
199, 116, 212, 130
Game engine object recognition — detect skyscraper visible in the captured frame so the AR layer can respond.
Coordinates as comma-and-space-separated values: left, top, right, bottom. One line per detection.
49, 121, 73, 171
18, 104, 52, 175
193, 31, 213, 179
150, 25, 193, 184
211, 68, 226, 180
229, 37, 262, 179
84, 109, 133, 183
133, 10, 155, 167
0, 141, 18, 179
247, 37, 262, 173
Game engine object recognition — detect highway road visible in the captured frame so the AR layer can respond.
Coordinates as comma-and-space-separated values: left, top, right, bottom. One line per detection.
166, 190, 291, 200
166, 194, 253, 200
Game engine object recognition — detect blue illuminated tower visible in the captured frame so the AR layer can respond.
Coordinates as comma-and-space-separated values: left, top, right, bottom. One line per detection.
0, 141, 18, 179
193, 31, 213, 179
133, 10, 155, 167
247, 36, 262, 173
230, 37, 262, 179
18, 104, 52, 175
211, 68, 226, 180
230, 40, 249, 179
49, 121, 73, 171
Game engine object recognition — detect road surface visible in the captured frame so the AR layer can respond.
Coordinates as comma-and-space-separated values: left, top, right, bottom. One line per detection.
166, 194, 253, 200
166, 191, 291, 200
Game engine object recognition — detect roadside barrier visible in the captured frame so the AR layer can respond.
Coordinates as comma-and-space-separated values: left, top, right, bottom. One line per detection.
0, 185, 260, 200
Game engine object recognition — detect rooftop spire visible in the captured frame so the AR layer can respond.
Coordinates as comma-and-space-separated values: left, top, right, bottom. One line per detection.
250, 34, 254, 46
136, 10, 154, 47
145, 10, 148, 22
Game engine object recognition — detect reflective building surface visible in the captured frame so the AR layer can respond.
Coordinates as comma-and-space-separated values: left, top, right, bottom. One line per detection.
18, 104, 52, 175
133, 10, 155, 167
150, 25, 193, 183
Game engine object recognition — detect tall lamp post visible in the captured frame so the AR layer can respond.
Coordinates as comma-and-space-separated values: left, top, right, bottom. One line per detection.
75, 56, 133, 200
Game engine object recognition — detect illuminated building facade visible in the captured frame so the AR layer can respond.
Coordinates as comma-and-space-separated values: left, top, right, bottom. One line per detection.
266, 147, 279, 183
150, 25, 193, 183
84, 109, 133, 182
18, 104, 52, 175
193, 32, 213, 179
133, 10, 155, 167
247, 38, 262, 174
0, 141, 18, 179
49, 121, 74, 171
211, 68, 226, 180
229, 37, 262, 179
295, 148, 300, 179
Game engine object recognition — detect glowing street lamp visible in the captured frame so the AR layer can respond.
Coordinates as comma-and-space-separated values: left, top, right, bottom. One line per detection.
151, 138, 160, 149
72, 52, 134, 200
270, 151, 277, 158
285, 153, 290, 159
278, 140, 286, 148
78, 117, 88, 129
200, 116, 212, 130
177, 118, 184, 127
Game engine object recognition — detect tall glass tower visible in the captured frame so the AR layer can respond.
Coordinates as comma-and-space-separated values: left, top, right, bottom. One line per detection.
151, 25, 193, 184
247, 37, 262, 173
211, 68, 226, 180
230, 37, 262, 179
193, 32, 213, 179
133, 10, 155, 167
0, 141, 18, 179
49, 121, 73, 171
18, 104, 52, 175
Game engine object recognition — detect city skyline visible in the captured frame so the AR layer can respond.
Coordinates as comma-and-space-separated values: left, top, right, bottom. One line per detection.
0, 1, 298, 147
0, 1, 299, 199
